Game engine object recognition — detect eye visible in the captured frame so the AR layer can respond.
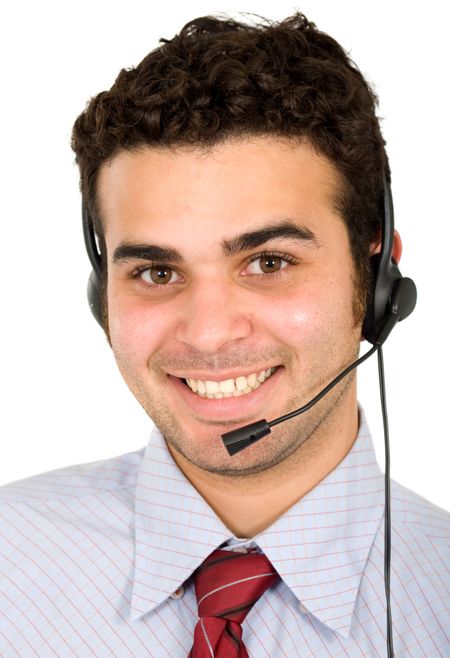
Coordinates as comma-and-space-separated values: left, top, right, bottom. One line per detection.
245, 252, 296, 276
136, 265, 181, 286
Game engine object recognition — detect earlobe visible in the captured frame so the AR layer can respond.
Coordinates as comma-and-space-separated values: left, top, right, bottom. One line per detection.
370, 229, 403, 264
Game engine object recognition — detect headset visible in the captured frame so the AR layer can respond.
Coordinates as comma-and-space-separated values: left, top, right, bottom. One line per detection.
83, 176, 416, 340
82, 175, 417, 657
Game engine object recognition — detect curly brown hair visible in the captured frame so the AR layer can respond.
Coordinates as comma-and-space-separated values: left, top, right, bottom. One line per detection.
71, 12, 388, 325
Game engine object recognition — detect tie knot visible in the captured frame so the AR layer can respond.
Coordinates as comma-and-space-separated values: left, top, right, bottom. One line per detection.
193, 549, 279, 624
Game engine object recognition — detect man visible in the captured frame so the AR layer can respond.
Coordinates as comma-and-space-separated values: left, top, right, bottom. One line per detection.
0, 12, 448, 657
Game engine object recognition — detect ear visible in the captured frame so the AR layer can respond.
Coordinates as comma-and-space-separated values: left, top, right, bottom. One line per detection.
370, 229, 403, 264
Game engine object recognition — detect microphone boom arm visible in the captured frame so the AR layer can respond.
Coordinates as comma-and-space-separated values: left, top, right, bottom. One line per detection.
222, 343, 379, 456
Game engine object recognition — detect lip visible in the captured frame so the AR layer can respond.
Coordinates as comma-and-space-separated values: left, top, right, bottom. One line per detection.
167, 365, 278, 382
167, 366, 283, 422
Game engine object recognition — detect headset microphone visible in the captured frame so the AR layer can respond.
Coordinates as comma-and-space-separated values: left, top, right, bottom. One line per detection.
220, 177, 417, 457
221, 275, 415, 456
222, 343, 378, 456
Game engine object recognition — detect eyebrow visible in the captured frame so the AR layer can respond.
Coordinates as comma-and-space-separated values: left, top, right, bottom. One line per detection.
113, 243, 183, 264
222, 220, 318, 254
112, 219, 319, 264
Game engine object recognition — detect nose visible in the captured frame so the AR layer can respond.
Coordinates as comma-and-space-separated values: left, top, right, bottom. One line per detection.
175, 278, 252, 354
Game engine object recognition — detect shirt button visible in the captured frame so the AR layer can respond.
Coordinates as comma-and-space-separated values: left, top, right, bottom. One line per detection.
170, 586, 185, 600
299, 602, 308, 614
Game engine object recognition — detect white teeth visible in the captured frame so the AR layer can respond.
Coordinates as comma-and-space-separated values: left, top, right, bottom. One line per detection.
235, 376, 248, 391
185, 367, 276, 398
219, 378, 235, 394
188, 378, 198, 392
205, 380, 219, 395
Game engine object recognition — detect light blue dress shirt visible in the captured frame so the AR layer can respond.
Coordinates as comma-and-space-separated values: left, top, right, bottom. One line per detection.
0, 409, 448, 656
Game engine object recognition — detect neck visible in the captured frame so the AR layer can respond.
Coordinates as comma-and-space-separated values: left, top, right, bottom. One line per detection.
169, 391, 359, 538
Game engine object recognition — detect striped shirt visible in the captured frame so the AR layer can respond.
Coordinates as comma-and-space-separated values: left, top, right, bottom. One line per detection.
0, 409, 448, 657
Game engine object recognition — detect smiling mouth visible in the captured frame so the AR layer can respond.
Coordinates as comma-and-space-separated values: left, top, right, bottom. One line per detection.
182, 367, 278, 399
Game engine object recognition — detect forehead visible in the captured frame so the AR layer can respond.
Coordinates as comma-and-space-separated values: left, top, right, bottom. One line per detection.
97, 136, 345, 249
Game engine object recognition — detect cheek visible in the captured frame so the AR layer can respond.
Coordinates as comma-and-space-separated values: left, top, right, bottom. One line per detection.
262, 280, 347, 348
106, 266, 356, 365
107, 287, 175, 367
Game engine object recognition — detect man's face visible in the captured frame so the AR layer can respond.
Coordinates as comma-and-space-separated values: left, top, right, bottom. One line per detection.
99, 137, 362, 476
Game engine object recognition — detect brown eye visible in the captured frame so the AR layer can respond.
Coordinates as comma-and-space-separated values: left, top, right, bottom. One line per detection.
139, 266, 179, 286
246, 255, 287, 275
259, 256, 282, 273
245, 253, 298, 277
150, 267, 172, 284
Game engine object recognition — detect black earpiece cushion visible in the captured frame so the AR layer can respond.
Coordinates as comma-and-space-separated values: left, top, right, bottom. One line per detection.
363, 254, 417, 344
87, 270, 103, 328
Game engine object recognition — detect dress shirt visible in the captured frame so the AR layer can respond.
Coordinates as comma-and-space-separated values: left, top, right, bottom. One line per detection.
0, 408, 448, 657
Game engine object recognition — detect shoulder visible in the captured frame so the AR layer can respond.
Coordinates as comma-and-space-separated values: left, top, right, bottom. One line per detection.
389, 479, 449, 603
0, 449, 146, 632
0, 448, 146, 573
390, 478, 449, 543
384, 481, 449, 648
0, 447, 146, 506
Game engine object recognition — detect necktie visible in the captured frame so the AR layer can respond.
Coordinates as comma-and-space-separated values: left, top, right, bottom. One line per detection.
189, 548, 279, 657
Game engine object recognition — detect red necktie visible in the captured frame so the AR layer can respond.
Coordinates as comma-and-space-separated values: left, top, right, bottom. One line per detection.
188, 549, 279, 657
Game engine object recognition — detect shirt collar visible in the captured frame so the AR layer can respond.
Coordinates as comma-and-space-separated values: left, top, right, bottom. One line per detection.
129, 408, 385, 637
256, 408, 385, 637
130, 426, 232, 620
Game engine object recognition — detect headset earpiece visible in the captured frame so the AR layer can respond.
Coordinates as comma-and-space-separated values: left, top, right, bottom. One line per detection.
362, 180, 417, 345
82, 202, 104, 328
87, 269, 103, 327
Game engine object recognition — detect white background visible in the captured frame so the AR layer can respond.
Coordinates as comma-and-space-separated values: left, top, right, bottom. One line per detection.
0, 1, 448, 510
